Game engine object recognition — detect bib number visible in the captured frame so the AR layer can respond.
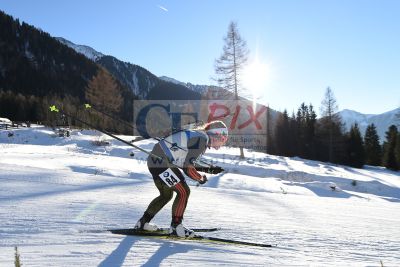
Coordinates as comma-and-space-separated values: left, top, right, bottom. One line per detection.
159, 168, 180, 187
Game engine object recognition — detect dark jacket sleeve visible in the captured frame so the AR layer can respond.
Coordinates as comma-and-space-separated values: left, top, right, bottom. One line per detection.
182, 135, 208, 181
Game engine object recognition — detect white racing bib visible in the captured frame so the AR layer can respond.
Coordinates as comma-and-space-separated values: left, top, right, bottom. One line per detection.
159, 168, 181, 187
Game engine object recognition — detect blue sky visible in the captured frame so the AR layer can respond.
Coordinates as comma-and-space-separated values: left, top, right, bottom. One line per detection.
1, 0, 399, 115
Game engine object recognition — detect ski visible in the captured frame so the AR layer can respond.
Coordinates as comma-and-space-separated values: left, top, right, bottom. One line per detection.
110, 230, 274, 248
109, 227, 220, 235
192, 235, 274, 248
81, 227, 220, 234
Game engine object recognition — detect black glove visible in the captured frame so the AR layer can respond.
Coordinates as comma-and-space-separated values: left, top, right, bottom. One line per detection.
198, 175, 208, 185
208, 165, 224, 174
193, 164, 224, 174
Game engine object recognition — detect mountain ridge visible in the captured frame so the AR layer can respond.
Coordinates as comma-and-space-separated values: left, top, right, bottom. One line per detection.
338, 108, 400, 142
56, 37, 201, 100
56, 37, 104, 61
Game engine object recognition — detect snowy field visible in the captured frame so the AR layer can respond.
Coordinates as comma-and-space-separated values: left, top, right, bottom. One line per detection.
0, 126, 399, 266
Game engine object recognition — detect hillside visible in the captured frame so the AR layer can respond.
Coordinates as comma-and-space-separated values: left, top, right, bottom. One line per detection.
0, 11, 99, 99
57, 37, 202, 100
0, 126, 399, 266
339, 108, 400, 142
0, 11, 135, 125
159, 76, 210, 95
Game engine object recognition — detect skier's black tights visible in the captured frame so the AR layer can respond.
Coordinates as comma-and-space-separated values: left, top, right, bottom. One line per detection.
141, 167, 190, 226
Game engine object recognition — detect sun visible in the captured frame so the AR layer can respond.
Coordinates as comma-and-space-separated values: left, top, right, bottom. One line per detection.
242, 57, 269, 97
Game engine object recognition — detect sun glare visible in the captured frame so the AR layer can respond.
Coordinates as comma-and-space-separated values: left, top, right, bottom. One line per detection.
242, 58, 269, 97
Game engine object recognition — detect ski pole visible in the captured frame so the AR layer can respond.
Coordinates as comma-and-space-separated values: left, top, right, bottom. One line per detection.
84, 103, 139, 137
83, 103, 216, 168
84, 103, 189, 149
49, 105, 167, 163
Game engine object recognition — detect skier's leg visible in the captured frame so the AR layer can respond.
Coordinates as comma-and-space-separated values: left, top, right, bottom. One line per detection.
171, 180, 190, 225
143, 175, 174, 220
169, 171, 194, 237
145, 166, 189, 225
136, 168, 173, 229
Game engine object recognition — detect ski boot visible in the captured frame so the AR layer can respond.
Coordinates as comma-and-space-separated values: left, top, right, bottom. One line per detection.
134, 219, 158, 231
169, 223, 195, 238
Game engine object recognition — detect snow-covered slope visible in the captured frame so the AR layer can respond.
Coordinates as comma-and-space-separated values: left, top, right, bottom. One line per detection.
159, 76, 210, 95
1, 126, 399, 266
339, 108, 400, 141
56, 37, 104, 61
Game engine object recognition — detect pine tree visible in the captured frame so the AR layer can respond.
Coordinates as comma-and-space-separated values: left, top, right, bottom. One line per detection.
294, 103, 317, 159
295, 105, 305, 157
395, 106, 400, 128
395, 133, 400, 169
289, 111, 298, 157
274, 110, 292, 157
346, 123, 365, 168
85, 68, 123, 130
364, 124, 382, 166
396, 107, 400, 168
266, 105, 274, 154
382, 125, 398, 171
319, 87, 345, 163
306, 104, 317, 159
214, 21, 249, 159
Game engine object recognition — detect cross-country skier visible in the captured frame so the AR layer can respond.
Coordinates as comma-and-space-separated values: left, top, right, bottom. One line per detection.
134, 120, 228, 237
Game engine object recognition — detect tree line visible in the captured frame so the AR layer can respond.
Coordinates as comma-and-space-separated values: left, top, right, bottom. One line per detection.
0, 66, 134, 134
0, 10, 135, 133
268, 88, 400, 171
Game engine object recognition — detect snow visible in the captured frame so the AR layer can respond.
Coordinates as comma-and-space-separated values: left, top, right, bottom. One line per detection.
339, 108, 400, 142
159, 76, 210, 95
1, 126, 399, 266
0, 117, 11, 124
56, 37, 104, 61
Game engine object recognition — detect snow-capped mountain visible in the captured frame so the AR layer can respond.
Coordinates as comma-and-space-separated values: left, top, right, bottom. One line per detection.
55, 37, 233, 101
96, 56, 159, 99
159, 76, 210, 95
339, 108, 400, 142
56, 38, 200, 100
158, 76, 184, 85
56, 37, 104, 61
57, 36, 157, 98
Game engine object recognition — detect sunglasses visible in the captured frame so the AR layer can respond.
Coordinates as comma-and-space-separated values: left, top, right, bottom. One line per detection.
210, 132, 228, 144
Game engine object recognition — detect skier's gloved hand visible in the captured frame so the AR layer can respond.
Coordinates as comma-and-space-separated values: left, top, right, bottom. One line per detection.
198, 175, 208, 185
210, 165, 224, 174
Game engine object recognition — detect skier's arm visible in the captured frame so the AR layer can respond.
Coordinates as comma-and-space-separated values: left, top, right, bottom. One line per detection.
184, 165, 203, 181
183, 136, 208, 181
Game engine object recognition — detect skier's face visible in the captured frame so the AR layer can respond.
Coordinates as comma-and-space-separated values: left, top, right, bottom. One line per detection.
209, 133, 228, 150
